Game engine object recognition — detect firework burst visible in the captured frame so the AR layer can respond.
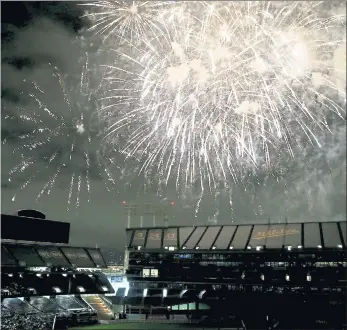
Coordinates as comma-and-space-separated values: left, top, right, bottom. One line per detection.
94, 1, 346, 195
79, 1, 176, 43
2, 54, 116, 210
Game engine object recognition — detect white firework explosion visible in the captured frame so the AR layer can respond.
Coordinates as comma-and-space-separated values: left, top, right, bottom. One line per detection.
92, 1, 345, 197
79, 0, 175, 42
2, 54, 117, 210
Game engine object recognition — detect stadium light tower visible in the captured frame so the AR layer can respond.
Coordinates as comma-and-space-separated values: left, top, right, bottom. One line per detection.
122, 201, 132, 229
164, 215, 168, 228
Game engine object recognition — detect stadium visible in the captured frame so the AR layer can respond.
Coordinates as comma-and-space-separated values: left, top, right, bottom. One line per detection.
1, 211, 346, 329
1, 1, 346, 330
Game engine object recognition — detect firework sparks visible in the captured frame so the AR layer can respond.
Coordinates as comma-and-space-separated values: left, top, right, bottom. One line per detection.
80, 1, 175, 43
2, 54, 117, 210
94, 1, 345, 195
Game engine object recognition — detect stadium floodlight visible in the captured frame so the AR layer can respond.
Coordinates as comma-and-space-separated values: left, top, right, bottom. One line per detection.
179, 289, 187, 298
297, 245, 303, 249
256, 246, 262, 251
182, 246, 187, 250
164, 246, 168, 249
338, 245, 343, 249
77, 286, 86, 293
53, 287, 62, 293
195, 246, 200, 250
317, 245, 322, 249
285, 274, 290, 281
198, 290, 206, 299
88, 274, 93, 278
212, 246, 216, 250
247, 246, 252, 250
143, 288, 148, 297
163, 288, 168, 298
287, 246, 292, 251
137, 246, 142, 250
229, 246, 234, 250
8, 273, 13, 277
36, 274, 42, 278
62, 274, 67, 277
168, 246, 175, 251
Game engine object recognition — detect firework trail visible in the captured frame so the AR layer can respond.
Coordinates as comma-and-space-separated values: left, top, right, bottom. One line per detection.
88, 1, 346, 196
2, 54, 117, 210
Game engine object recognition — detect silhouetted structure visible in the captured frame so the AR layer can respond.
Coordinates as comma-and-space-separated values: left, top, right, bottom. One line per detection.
1, 213, 70, 244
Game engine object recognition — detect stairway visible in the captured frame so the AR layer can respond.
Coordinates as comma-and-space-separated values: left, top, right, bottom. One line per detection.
83, 295, 113, 320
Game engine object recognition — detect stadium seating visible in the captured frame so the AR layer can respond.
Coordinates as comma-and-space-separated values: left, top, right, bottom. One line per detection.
1, 270, 114, 297
55, 295, 87, 310
29, 297, 64, 313
1, 305, 14, 318
2, 298, 38, 314
1, 312, 55, 330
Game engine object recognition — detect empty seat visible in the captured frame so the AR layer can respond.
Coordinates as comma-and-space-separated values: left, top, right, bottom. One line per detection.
2, 298, 38, 314
30, 297, 64, 313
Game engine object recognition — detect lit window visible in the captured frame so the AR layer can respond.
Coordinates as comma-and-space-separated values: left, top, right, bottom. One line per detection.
163, 288, 168, 298
143, 269, 150, 278
142, 289, 148, 297
150, 269, 159, 277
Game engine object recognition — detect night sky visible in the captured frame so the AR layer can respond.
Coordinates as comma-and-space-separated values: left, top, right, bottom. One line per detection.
1, 1, 346, 249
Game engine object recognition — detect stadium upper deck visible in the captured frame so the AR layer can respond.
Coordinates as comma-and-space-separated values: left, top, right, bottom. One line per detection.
2, 241, 108, 269
126, 221, 346, 251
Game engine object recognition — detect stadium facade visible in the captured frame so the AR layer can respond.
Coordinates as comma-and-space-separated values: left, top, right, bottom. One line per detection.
114, 221, 347, 328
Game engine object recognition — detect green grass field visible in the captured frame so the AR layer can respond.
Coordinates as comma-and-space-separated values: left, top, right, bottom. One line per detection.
71, 323, 206, 330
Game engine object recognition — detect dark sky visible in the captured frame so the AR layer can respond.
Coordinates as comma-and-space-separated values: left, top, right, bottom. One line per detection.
1, 1, 346, 249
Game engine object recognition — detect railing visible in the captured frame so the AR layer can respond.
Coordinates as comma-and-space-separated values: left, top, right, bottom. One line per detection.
99, 295, 113, 309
